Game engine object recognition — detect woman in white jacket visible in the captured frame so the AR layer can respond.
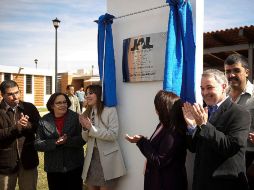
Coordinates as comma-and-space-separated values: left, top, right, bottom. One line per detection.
79, 85, 126, 190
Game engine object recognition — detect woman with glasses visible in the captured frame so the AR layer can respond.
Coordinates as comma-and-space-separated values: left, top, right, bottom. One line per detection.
125, 90, 188, 190
34, 92, 86, 190
79, 85, 126, 190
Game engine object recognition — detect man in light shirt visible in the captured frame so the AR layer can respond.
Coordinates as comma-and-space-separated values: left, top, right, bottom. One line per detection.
224, 53, 254, 188
66, 85, 81, 114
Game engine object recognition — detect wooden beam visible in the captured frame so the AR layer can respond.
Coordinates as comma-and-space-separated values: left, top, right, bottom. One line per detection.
204, 44, 249, 54
208, 53, 224, 62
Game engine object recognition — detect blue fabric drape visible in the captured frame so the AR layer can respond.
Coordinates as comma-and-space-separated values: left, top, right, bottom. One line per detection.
163, 0, 196, 103
97, 13, 117, 106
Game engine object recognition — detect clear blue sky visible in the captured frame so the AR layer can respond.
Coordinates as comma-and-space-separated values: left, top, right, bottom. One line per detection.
204, 0, 253, 32
0, 0, 253, 72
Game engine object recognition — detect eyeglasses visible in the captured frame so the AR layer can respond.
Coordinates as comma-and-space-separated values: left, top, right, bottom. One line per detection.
6, 91, 20, 97
85, 91, 95, 96
54, 101, 67, 106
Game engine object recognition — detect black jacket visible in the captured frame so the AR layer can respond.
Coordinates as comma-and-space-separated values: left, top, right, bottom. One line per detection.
137, 124, 187, 190
188, 98, 250, 190
0, 100, 40, 174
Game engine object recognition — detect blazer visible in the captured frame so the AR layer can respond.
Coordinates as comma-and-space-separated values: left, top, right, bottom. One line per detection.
137, 124, 187, 190
34, 110, 85, 173
188, 98, 251, 190
0, 100, 40, 174
81, 107, 126, 181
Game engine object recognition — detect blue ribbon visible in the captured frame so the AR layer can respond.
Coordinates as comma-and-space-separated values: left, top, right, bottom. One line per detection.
97, 13, 117, 106
163, 0, 196, 103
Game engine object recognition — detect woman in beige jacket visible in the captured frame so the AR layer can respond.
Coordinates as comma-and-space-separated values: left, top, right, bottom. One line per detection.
79, 85, 126, 190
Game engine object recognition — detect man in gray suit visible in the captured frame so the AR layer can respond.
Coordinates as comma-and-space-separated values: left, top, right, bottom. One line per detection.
224, 53, 254, 188
183, 69, 250, 190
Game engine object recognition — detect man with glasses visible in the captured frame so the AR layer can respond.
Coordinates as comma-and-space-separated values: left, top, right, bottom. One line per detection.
224, 53, 254, 188
0, 80, 40, 190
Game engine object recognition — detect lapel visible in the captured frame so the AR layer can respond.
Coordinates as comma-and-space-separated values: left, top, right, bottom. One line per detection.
62, 111, 72, 134
44, 112, 72, 136
48, 110, 74, 134
209, 97, 232, 124
43, 113, 58, 136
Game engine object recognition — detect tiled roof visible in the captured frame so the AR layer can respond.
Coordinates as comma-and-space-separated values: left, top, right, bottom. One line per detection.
204, 25, 254, 70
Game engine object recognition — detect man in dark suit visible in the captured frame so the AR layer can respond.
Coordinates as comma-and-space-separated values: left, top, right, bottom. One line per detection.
182, 69, 250, 190
0, 80, 40, 190
224, 54, 254, 189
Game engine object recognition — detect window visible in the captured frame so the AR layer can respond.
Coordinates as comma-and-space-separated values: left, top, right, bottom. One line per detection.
4, 73, 11, 81
46, 76, 52, 95
26, 75, 32, 94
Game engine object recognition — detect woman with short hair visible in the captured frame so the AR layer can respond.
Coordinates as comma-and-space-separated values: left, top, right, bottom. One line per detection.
35, 92, 85, 190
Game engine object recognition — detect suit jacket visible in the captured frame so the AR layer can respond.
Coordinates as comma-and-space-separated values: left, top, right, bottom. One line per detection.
137, 124, 187, 190
0, 100, 40, 174
81, 107, 126, 181
189, 98, 250, 190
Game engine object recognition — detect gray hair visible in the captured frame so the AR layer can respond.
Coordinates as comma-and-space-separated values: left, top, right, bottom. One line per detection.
202, 69, 228, 87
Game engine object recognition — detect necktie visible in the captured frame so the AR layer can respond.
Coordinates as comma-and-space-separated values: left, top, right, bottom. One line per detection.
91, 110, 95, 125
208, 105, 218, 119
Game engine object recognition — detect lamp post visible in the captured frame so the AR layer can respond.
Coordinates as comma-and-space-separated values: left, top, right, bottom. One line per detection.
34, 59, 38, 69
52, 17, 60, 92
91, 65, 94, 76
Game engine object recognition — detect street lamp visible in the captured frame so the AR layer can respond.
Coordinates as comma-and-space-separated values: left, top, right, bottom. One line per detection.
34, 59, 38, 69
52, 17, 60, 92
91, 65, 94, 76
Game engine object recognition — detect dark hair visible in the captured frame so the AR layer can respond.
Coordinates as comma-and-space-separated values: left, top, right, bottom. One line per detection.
224, 54, 249, 69
154, 90, 186, 134
0, 80, 19, 94
66, 85, 74, 90
46, 92, 71, 113
84, 85, 104, 120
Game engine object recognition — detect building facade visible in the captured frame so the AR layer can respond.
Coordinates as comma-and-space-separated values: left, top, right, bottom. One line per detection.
0, 65, 54, 107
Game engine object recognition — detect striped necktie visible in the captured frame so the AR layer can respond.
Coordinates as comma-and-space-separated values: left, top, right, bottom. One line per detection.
91, 110, 95, 125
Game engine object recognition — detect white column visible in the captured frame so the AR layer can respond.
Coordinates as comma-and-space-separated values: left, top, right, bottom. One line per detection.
107, 0, 203, 189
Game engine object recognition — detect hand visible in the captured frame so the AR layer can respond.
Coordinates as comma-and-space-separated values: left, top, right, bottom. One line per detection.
56, 134, 67, 145
79, 115, 92, 130
249, 133, 254, 144
182, 102, 196, 126
192, 103, 208, 126
17, 113, 30, 129
125, 134, 142, 143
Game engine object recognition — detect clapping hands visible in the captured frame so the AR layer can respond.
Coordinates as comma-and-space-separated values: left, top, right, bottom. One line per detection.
79, 115, 92, 130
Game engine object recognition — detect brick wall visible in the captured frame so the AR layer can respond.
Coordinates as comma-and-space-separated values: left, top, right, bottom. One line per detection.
13, 74, 24, 101
60, 73, 73, 93
34, 75, 44, 106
